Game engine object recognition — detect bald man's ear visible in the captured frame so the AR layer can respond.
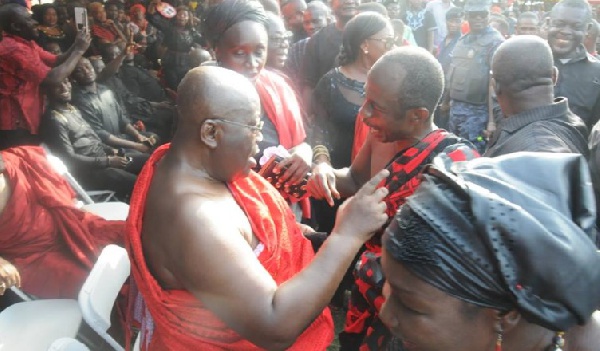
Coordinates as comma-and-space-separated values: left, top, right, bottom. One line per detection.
407, 107, 430, 123
552, 66, 558, 86
491, 77, 501, 96
200, 120, 219, 149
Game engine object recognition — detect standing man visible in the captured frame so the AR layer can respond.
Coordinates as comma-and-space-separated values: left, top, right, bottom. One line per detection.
0, 3, 90, 150
301, 0, 359, 110
549, 0, 600, 130
485, 36, 589, 157
425, 0, 455, 48
447, 0, 504, 153
403, 0, 436, 52
285, 1, 331, 88
308, 47, 476, 350
281, 0, 308, 44
515, 11, 540, 36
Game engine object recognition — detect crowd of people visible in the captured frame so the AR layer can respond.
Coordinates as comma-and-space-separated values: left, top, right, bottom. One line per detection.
1, 0, 600, 349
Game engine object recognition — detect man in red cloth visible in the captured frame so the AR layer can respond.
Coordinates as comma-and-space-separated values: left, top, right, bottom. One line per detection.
0, 146, 124, 299
0, 3, 91, 150
125, 66, 390, 350
308, 47, 478, 350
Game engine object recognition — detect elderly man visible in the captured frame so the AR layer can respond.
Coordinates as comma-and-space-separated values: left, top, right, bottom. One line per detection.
549, 0, 600, 130
485, 36, 588, 157
0, 3, 90, 150
126, 66, 390, 350
308, 47, 476, 350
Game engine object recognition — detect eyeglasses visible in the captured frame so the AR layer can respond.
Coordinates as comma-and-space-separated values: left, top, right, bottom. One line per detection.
367, 37, 396, 50
210, 118, 264, 134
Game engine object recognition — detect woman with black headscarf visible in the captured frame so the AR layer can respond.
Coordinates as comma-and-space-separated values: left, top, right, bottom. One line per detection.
380, 152, 600, 351
202, 0, 312, 220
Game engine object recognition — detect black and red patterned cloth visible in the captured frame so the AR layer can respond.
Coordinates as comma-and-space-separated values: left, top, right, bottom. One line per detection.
342, 129, 478, 351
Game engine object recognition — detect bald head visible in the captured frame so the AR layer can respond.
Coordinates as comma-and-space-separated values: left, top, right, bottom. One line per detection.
176, 67, 261, 130
492, 36, 554, 95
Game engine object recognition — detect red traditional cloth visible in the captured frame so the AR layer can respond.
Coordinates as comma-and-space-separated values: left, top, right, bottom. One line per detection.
343, 130, 479, 350
91, 23, 119, 43
0, 146, 124, 299
255, 69, 311, 217
0, 34, 57, 134
126, 144, 334, 351
255, 69, 306, 150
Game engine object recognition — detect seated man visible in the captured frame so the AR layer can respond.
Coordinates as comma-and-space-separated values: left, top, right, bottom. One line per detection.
308, 47, 477, 350
98, 44, 174, 142
381, 152, 600, 350
41, 78, 147, 198
485, 36, 589, 157
0, 146, 124, 299
70, 57, 154, 155
126, 66, 390, 350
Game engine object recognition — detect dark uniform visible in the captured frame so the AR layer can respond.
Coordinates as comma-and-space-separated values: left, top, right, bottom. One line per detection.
447, 0, 503, 153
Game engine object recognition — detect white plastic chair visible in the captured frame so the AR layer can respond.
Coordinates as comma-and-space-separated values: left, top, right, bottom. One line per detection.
47, 338, 90, 351
78, 245, 130, 351
0, 299, 82, 351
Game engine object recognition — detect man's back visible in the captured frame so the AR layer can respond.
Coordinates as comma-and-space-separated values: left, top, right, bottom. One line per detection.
485, 98, 589, 157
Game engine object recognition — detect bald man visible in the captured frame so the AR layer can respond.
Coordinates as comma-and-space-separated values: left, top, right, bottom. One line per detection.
485, 36, 588, 157
126, 66, 389, 350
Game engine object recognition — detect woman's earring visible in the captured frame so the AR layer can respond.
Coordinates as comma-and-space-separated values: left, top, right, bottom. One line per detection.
364, 50, 369, 55
495, 325, 503, 351
551, 332, 565, 351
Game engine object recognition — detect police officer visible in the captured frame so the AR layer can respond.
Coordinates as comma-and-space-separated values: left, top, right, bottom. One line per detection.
446, 0, 504, 153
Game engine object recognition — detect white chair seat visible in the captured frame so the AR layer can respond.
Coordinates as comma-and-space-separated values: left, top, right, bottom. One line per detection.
0, 299, 82, 351
81, 202, 130, 221
47, 338, 89, 351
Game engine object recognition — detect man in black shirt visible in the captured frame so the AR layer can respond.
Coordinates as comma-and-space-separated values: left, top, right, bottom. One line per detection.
301, 0, 358, 110
70, 57, 154, 154
548, 0, 600, 130
485, 36, 588, 157
42, 78, 148, 197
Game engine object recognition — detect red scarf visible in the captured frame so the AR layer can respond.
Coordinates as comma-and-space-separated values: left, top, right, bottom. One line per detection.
126, 144, 333, 350
255, 69, 306, 149
0, 146, 124, 298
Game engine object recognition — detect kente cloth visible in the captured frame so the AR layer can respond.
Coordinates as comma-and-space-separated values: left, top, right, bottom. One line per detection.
385, 152, 600, 332
255, 69, 306, 150
342, 130, 478, 350
125, 144, 334, 351
0, 146, 124, 299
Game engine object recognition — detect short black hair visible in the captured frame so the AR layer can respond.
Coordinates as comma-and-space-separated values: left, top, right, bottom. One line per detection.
338, 12, 390, 66
0, 3, 26, 32
517, 11, 539, 23
373, 47, 444, 116
552, 0, 592, 24
105, 0, 123, 10
492, 36, 554, 94
202, 0, 268, 49
358, 2, 388, 17
446, 7, 463, 20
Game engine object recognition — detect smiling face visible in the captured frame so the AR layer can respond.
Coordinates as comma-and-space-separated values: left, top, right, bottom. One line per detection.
216, 20, 268, 83
303, 9, 329, 36
43, 7, 58, 26
379, 249, 498, 351
548, 5, 589, 58
48, 79, 72, 103
359, 66, 414, 143
71, 58, 97, 86
267, 16, 290, 69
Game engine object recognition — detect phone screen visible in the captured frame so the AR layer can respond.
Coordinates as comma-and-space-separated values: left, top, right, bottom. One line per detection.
74, 7, 88, 30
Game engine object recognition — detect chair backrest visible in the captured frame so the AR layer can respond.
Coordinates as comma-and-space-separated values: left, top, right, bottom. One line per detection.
43, 147, 95, 205
78, 245, 130, 351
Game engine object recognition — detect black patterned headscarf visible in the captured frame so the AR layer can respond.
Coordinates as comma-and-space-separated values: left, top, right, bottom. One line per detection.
384, 152, 600, 331
201, 0, 268, 50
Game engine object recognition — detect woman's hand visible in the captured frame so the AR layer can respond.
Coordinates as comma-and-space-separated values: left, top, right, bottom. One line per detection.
0, 257, 20, 295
